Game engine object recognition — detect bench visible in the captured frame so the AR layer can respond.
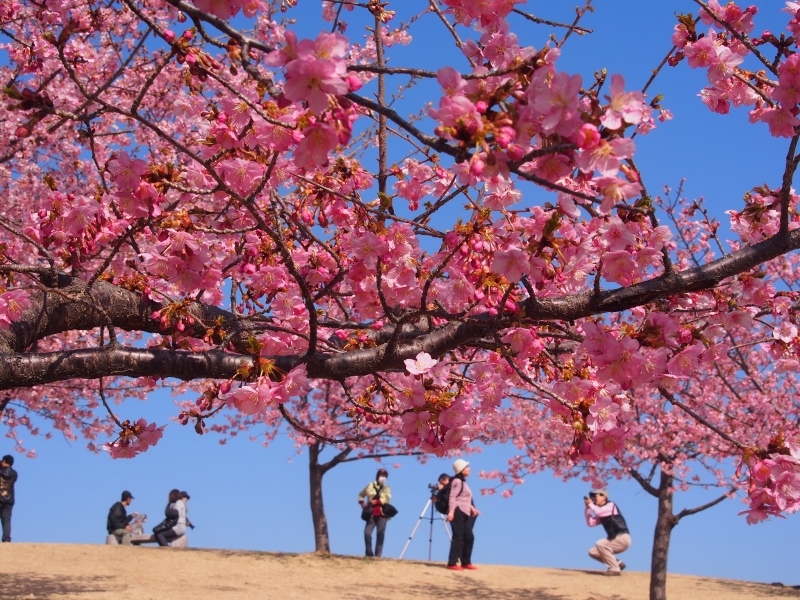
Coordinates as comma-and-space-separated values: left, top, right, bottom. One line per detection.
105, 532, 188, 548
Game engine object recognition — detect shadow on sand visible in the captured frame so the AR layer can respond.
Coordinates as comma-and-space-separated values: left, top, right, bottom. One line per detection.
385, 564, 602, 600
710, 579, 800, 598
0, 572, 116, 599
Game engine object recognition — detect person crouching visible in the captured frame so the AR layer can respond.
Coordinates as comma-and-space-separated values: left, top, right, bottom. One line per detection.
584, 488, 631, 576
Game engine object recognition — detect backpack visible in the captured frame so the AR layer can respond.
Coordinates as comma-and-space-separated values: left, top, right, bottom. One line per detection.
434, 477, 462, 514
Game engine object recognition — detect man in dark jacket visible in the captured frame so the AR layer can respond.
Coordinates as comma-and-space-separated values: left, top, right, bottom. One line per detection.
107, 490, 136, 545
0, 454, 17, 542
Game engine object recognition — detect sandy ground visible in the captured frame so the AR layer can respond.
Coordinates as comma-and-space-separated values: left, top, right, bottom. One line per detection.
0, 543, 798, 600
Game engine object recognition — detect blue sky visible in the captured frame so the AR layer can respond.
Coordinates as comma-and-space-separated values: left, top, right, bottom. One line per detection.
13, 389, 800, 584
4, 0, 799, 587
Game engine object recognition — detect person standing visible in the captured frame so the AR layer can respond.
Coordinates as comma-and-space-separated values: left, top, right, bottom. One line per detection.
446, 459, 480, 571
584, 488, 631, 576
155, 489, 187, 547
0, 454, 18, 543
358, 468, 391, 557
107, 490, 137, 545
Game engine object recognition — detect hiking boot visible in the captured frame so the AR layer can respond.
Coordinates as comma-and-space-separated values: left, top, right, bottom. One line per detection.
462, 564, 478, 570
604, 570, 622, 576
446, 565, 463, 571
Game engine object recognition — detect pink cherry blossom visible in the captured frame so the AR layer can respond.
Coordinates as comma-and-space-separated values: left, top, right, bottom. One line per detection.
773, 322, 798, 343
405, 352, 439, 375
108, 152, 147, 191
600, 75, 646, 130
284, 57, 349, 115
758, 108, 800, 138
0, 290, 30, 329
491, 247, 531, 282
293, 122, 339, 170
684, 35, 718, 69
667, 344, 705, 378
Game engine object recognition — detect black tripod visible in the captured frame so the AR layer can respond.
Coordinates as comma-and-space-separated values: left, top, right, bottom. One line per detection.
399, 491, 452, 560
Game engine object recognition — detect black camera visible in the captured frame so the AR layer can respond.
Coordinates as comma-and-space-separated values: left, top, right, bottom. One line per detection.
585, 492, 598, 502
428, 483, 439, 493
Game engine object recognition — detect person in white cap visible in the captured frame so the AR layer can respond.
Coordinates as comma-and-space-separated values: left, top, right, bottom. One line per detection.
446, 458, 480, 571
584, 488, 631, 575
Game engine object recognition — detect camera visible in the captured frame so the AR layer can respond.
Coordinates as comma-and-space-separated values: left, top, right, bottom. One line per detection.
585, 492, 598, 502
428, 483, 439, 493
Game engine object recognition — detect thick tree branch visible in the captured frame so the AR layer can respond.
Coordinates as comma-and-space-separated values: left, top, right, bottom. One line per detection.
1, 222, 799, 389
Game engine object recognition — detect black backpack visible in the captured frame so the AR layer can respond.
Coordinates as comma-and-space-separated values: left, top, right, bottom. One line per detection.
434, 477, 462, 514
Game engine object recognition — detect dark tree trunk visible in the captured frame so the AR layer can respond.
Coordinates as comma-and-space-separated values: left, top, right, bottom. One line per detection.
308, 442, 331, 555
649, 471, 677, 600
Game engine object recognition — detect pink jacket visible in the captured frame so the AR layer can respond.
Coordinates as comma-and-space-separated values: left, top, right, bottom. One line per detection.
449, 477, 474, 515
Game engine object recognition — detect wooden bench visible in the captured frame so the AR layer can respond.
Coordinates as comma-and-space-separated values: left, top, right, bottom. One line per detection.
106, 532, 188, 548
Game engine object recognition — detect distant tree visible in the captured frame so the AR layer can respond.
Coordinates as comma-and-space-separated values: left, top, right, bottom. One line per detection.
198, 377, 433, 554
482, 191, 800, 600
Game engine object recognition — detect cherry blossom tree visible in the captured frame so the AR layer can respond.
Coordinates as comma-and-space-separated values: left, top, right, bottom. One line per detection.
1, 0, 800, 556
481, 188, 800, 600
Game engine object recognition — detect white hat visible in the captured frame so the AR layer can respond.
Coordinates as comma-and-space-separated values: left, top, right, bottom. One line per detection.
452, 458, 469, 474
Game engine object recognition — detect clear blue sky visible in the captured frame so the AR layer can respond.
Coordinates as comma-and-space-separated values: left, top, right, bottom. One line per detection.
5, 0, 799, 587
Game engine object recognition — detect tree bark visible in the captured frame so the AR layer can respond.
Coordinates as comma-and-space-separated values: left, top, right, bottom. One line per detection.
308, 442, 331, 555
649, 471, 676, 600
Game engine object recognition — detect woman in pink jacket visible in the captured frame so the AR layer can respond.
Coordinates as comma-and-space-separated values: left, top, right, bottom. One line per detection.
446, 459, 481, 570
584, 488, 631, 575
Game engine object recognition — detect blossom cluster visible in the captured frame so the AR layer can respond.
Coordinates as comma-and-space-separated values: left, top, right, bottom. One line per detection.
741, 436, 800, 523
103, 419, 164, 459
672, 1, 800, 140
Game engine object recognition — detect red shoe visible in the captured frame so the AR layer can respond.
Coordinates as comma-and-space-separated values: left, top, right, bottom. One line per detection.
462, 564, 478, 570
446, 565, 463, 571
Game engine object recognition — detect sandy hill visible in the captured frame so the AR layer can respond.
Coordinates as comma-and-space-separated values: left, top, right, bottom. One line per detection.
0, 543, 798, 599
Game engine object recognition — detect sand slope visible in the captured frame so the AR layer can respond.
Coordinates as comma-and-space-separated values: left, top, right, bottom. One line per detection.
0, 543, 798, 600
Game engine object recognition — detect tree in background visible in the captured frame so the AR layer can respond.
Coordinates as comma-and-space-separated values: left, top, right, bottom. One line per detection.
196, 377, 433, 554
0, 0, 799, 552
482, 189, 800, 600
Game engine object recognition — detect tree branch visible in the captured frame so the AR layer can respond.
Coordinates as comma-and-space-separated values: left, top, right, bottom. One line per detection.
674, 488, 735, 523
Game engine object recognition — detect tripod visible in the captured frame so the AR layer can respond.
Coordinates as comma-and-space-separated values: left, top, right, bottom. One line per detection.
399, 495, 452, 560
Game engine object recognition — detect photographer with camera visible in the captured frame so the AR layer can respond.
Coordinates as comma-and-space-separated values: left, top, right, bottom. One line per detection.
584, 488, 631, 576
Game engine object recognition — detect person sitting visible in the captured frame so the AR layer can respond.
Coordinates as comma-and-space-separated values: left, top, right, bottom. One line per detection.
107, 490, 136, 545
180, 491, 195, 530
154, 489, 187, 547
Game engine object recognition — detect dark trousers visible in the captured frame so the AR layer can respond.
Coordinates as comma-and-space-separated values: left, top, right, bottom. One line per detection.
447, 508, 476, 566
155, 527, 179, 546
364, 516, 387, 557
0, 502, 12, 542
